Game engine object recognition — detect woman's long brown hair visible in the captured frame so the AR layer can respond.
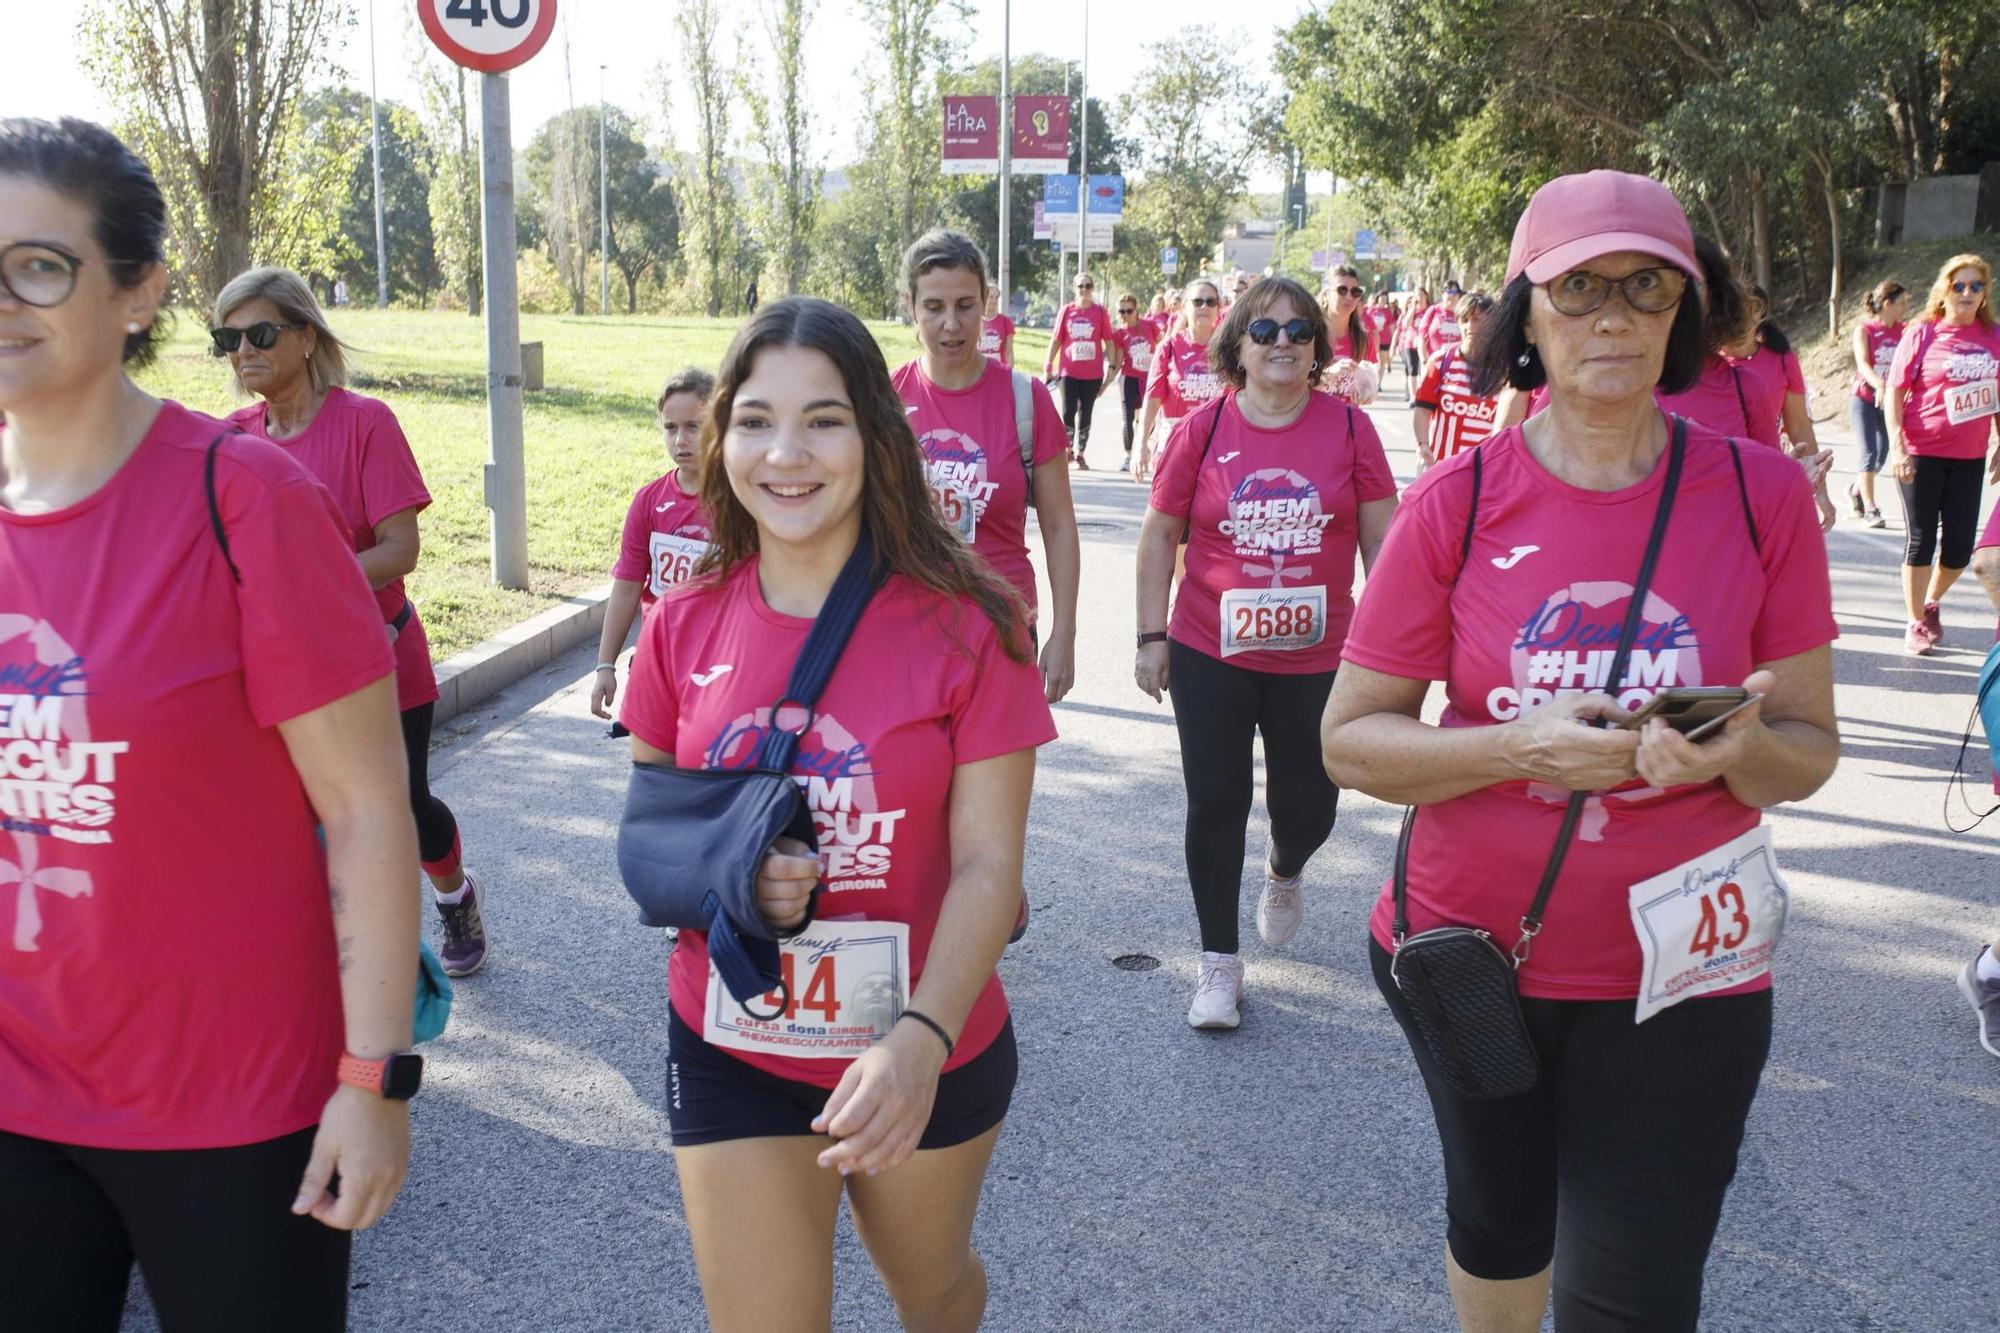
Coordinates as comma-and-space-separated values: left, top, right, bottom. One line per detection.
694, 297, 1033, 662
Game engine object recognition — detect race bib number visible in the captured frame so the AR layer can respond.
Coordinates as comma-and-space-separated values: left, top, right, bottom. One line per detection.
931, 483, 978, 542
1945, 377, 1998, 425
1128, 342, 1153, 372
1181, 371, 1221, 401
1068, 338, 1099, 362
705, 918, 911, 1060
1628, 826, 1788, 1024
648, 532, 709, 596
1220, 585, 1327, 657
978, 330, 1001, 354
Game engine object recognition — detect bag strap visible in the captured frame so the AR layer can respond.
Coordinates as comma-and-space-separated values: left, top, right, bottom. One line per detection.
203, 432, 243, 585
1012, 368, 1037, 509
1730, 363, 1754, 436
1394, 417, 1689, 958
753, 526, 884, 771
1456, 447, 1484, 576
1724, 437, 1764, 557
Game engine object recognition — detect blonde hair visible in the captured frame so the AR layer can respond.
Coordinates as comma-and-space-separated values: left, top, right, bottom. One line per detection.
1921, 253, 1994, 329
213, 266, 349, 393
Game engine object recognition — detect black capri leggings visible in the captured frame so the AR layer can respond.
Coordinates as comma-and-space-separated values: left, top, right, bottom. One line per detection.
1897, 454, 1984, 568
0, 1126, 350, 1332
1370, 938, 1772, 1331
1166, 639, 1340, 954
1120, 375, 1144, 453
401, 701, 461, 866
1060, 375, 1102, 458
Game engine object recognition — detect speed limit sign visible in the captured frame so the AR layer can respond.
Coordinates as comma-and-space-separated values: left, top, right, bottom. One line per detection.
418, 0, 558, 73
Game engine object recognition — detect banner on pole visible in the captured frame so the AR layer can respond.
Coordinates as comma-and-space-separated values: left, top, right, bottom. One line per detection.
1045, 175, 1122, 218
1033, 200, 1051, 240
1354, 229, 1377, 260
941, 95, 1000, 174
1311, 250, 1330, 272
1051, 215, 1115, 251
1012, 96, 1070, 174
1330, 250, 1348, 267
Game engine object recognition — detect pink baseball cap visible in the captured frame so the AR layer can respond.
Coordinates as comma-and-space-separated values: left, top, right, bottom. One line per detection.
1505, 171, 1699, 286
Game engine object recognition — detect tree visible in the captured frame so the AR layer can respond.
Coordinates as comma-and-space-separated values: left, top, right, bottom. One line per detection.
520, 107, 600, 314
414, 33, 482, 315
741, 0, 821, 296
857, 0, 971, 273
676, 0, 737, 317
81, 0, 358, 308
600, 108, 679, 313
316, 92, 439, 306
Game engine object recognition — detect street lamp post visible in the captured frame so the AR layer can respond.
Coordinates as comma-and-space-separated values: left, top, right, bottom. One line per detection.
997, 0, 1011, 317
1075, 0, 1089, 282
599, 65, 610, 317
368, 0, 388, 307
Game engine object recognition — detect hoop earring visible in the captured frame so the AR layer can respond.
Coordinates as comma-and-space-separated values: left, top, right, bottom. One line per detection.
126, 322, 143, 334
1310, 360, 1320, 372
1516, 349, 1534, 367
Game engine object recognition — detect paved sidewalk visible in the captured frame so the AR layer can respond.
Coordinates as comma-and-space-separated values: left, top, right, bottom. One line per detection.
131, 389, 2000, 1331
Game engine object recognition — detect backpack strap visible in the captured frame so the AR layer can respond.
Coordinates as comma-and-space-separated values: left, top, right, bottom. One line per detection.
1729, 363, 1754, 436
1453, 446, 1484, 581
203, 432, 243, 586
1011, 368, 1037, 509
1723, 435, 1764, 558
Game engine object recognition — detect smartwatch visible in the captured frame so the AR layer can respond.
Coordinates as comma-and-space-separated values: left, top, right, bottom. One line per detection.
1137, 631, 1169, 648
337, 1051, 425, 1101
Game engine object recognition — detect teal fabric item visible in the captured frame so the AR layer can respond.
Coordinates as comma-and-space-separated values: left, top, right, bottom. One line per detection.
413, 939, 455, 1044
1980, 641, 2000, 768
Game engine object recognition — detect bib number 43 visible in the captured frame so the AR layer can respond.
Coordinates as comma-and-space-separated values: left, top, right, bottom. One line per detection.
447, 0, 532, 25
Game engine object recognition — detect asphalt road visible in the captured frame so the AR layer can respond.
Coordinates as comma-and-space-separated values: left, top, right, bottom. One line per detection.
127, 383, 2000, 1332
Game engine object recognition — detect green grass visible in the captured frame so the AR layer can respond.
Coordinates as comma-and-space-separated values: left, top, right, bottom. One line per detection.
139, 310, 1054, 658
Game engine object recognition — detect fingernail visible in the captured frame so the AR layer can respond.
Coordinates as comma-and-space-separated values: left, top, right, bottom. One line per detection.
840, 1165, 851, 1176
868, 1167, 879, 1176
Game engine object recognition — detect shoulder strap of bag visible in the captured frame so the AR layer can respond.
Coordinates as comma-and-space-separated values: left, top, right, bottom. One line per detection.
1394, 417, 1688, 957
1456, 447, 1484, 578
1723, 434, 1764, 557
203, 432, 243, 585
1012, 368, 1037, 509
753, 526, 884, 771
1730, 363, 1754, 436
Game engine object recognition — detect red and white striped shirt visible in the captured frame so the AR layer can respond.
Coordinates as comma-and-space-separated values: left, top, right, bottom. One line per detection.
1415, 348, 1499, 461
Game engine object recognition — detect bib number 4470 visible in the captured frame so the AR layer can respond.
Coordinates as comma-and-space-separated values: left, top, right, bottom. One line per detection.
447, 0, 531, 26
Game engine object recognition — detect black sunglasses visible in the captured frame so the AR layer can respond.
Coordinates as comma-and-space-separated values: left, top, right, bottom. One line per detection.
1333, 284, 1364, 298
210, 321, 304, 355
1189, 296, 1221, 308
1247, 317, 1316, 346
1953, 280, 1987, 295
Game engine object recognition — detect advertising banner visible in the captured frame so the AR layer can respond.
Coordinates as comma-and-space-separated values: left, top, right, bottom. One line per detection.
1013, 96, 1070, 173
941, 95, 999, 174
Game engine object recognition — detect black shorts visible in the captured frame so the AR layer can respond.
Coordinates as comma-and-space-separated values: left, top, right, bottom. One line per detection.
666, 1009, 1016, 1149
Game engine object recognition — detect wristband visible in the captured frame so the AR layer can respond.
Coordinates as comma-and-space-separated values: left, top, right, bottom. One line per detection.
595, 662, 618, 673
1137, 631, 1168, 648
898, 1009, 954, 1059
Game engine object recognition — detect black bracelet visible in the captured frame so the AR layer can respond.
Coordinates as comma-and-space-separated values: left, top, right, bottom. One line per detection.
1137, 631, 1169, 647
898, 1009, 954, 1059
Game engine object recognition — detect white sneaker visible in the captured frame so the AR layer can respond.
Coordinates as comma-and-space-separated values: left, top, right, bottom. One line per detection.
1258, 868, 1304, 948
1187, 951, 1244, 1029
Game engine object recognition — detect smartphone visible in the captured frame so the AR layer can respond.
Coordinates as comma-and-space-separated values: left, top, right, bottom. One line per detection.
1620, 687, 1750, 736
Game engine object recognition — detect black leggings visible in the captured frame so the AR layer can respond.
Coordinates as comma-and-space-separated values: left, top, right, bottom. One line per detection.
1120, 375, 1144, 453
1061, 375, 1102, 458
401, 701, 460, 866
1166, 639, 1340, 954
1897, 454, 1984, 568
1404, 346, 1422, 378
1371, 938, 1771, 1331
0, 1126, 350, 1332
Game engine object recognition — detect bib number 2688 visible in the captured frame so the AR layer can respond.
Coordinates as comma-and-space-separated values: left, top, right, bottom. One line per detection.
446, 0, 531, 26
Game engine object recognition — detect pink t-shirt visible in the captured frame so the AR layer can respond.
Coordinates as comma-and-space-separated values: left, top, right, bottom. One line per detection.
1342, 420, 1837, 1000
225, 387, 437, 710
978, 314, 1016, 360
610, 470, 713, 609
1146, 331, 1223, 422
1422, 306, 1462, 358
620, 563, 1057, 1088
0, 402, 395, 1148
1655, 347, 1804, 451
1367, 305, 1394, 348
1887, 318, 2000, 459
1852, 319, 1905, 405
1150, 393, 1398, 675
1111, 317, 1161, 381
1053, 302, 1113, 378
891, 360, 1068, 613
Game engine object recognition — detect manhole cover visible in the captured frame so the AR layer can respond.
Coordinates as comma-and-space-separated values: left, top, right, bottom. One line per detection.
1111, 953, 1161, 972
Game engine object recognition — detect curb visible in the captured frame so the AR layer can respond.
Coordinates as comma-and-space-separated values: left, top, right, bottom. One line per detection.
432, 583, 613, 726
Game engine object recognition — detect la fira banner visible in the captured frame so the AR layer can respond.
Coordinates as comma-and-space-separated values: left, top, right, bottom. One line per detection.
941, 96, 1000, 175
940, 95, 1071, 176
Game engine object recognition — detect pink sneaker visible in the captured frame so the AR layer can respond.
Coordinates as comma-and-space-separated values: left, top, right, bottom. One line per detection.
1905, 620, 1935, 656
1923, 601, 1942, 645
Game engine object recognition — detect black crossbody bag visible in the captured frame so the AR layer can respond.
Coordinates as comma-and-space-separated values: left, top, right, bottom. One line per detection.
1388, 418, 1687, 1100
616, 529, 883, 1018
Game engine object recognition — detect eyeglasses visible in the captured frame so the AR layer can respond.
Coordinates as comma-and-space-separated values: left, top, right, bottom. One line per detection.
1189, 296, 1221, 308
1953, 280, 1987, 295
1118, 305, 1136, 313
209, 321, 304, 355
1333, 285, 1364, 298
1544, 267, 1687, 317
1075, 281, 1093, 290
1247, 317, 1316, 346
0, 242, 84, 308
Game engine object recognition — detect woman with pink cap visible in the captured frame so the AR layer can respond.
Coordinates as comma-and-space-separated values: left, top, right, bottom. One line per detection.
1323, 170, 1839, 1330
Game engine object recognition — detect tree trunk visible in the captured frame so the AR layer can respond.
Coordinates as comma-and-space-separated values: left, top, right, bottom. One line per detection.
200, 0, 250, 308
1747, 167, 1773, 294
625, 270, 639, 314
1817, 151, 1843, 337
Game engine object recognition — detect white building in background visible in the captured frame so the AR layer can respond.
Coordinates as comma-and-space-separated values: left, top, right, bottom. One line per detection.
1211, 220, 1280, 279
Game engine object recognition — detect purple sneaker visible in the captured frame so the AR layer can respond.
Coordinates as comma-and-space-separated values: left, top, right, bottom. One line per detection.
1958, 949, 2000, 1059
1923, 601, 1943, 645
436, 870, 489, 977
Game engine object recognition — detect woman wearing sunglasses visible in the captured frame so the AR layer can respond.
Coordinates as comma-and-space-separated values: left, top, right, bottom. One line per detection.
1040, 272, 1120, 469
1317, 265, 1383, 407
1135, 277, 1398, 1029
214, 267, 492, 978
1884, 253, 2000, 656
1135, 278, 1225, 483
1109, 291, 1162, 472
0, 118, 416, 1330
1323, 171, 1838, 1331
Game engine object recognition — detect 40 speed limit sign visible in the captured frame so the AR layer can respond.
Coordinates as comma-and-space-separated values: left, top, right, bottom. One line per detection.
418, 0, 558, 73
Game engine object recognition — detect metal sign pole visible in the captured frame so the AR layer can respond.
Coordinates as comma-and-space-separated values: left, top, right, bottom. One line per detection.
599, 64, 610, 317
368, 0, 388, 307
479, 73, 530, 591
1076, 0, 1088, 270
997, 0, 1011, 314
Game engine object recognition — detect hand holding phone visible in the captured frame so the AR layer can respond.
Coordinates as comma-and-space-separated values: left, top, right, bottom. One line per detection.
1619, 687, 1751, 739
